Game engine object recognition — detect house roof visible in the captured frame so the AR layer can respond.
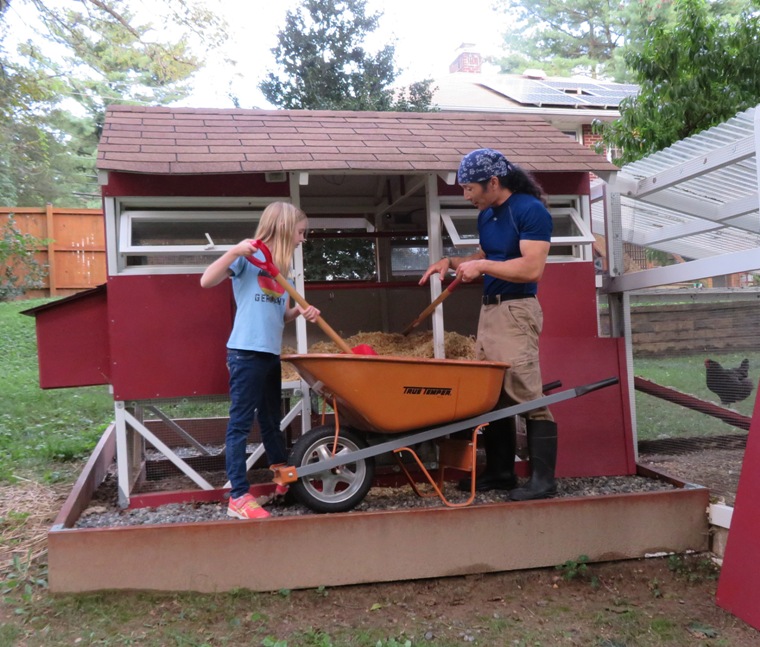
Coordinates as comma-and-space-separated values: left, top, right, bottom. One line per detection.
97, 105, 618, 176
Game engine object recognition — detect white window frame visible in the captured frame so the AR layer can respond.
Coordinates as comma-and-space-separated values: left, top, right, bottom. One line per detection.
438, 194, 595, 261
108, 196, 281, 275
119, 210, 263, 255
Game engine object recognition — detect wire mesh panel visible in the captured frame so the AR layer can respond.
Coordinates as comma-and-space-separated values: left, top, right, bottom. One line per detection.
123, 391, 305, 493
612, 289, 759, 504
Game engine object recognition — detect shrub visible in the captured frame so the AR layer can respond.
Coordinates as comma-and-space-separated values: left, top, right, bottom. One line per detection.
0, 214, 49, 301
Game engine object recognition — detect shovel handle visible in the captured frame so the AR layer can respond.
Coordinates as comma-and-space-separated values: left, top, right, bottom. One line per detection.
245, 241, 354, 354
402, 276, 462, 336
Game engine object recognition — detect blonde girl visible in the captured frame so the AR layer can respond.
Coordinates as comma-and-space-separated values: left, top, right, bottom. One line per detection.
201, 201, 319, 519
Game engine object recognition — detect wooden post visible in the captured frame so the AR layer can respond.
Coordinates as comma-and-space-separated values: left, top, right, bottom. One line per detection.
45, 202, 57, 296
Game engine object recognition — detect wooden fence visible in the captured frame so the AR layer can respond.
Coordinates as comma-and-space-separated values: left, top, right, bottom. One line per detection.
2, 205, 106, 298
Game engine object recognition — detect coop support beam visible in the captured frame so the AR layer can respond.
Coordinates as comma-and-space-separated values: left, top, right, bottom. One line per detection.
121, 409, 214, 491
604, 248, 760, 293
114, 403, 132, 508
144, 406, 211, 456
425, 174, 446, 359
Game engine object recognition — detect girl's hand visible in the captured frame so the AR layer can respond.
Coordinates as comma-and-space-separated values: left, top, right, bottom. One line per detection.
227, 239, 257, 258
298, 305, 320, 322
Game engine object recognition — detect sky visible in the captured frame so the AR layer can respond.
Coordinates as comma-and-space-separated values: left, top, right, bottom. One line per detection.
4, 0, 509, 109
175, 0, 507, 108
167, 0, 511, 109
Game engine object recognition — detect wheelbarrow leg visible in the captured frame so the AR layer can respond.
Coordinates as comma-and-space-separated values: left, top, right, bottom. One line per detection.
392, 426, 484, 508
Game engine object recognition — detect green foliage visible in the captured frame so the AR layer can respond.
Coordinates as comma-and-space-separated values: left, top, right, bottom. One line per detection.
667, 554, 719, 583
375, 639, 411, 647
304, 237, 376, 281
0, 0, 228, 206
596, 0, 760, 164
1, 551, 49, 600
0, 298, 113, 481
556, 554, 590, 582
262, 638, 289, 647
0, 214, 49, 301
492, 0, 673, 80
260, 0, 434, 112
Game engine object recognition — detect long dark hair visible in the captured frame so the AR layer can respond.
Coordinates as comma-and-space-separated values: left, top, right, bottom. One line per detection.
479, 165, 548, 207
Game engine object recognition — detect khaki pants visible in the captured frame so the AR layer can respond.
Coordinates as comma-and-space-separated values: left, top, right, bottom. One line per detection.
475, 297, 553, 422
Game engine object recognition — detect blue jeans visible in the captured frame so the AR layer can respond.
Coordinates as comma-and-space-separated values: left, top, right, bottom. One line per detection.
225, 349, 286, 498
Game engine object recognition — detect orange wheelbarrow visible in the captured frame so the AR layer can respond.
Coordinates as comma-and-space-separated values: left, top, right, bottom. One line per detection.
274, 353, 618, 513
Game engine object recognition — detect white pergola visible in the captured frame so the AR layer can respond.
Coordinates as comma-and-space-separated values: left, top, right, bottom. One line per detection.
593, 104, 760, 293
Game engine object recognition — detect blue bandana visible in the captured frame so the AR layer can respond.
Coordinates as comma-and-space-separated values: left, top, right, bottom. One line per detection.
457, 148, 513, 184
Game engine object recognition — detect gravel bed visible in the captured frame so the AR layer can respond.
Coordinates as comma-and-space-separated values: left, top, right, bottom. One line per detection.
75, 474, 675, 529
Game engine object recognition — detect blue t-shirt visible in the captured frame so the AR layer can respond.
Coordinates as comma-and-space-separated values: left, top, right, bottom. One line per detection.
478, 193, 552, 297
226, 255, 287, 354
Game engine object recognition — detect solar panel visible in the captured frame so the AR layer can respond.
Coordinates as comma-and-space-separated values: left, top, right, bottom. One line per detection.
488, 78, 638, 108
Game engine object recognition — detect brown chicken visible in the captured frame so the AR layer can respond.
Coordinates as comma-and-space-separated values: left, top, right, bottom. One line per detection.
704, 358, 753, 405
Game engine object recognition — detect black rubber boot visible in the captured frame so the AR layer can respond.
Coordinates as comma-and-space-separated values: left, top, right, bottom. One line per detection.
458, 418, 517, 492
508, 420, 557, 501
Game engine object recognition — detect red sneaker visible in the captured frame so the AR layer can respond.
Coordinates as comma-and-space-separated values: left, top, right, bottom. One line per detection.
227, 493, 270, 520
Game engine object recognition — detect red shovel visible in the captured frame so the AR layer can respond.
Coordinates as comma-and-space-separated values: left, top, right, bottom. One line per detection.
245, 240, 376, 355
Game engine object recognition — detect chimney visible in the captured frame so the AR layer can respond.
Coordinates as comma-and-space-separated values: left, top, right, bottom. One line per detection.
449, 43, 481, 74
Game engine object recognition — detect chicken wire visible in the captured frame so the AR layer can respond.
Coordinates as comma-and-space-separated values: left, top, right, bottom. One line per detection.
608, 290, 759, 446
123, 390, 306, 492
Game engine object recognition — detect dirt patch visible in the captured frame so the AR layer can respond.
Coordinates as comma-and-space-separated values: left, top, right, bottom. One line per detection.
638, 447, 744, 507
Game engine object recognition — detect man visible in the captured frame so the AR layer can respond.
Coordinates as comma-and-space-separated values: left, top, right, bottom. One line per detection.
419, 148, 556, 501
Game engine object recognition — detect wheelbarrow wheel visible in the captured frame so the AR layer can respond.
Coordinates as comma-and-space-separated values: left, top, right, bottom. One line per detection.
288, 425, 375, 514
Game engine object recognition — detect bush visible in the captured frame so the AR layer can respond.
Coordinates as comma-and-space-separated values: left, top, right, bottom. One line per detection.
0, 214, 49, 301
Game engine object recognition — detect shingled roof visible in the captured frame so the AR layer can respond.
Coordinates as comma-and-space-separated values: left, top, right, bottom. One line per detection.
97, 104, 619, 176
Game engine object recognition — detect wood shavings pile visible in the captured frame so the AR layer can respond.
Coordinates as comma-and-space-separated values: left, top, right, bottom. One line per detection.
281, 331, 476, 382
0, 478, 64, 570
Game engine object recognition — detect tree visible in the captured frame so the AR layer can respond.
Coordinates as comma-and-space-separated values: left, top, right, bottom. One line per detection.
259, 0, 434, 111
491, 0, 750, 81
260, 0, 435, 281
0, 214, 49, 300
0, 0, 228, 206
491, 0, 666, 80
596, 0, 760, 164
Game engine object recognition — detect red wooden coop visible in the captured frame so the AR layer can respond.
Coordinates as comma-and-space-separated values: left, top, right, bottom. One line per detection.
25, 106, 635, 508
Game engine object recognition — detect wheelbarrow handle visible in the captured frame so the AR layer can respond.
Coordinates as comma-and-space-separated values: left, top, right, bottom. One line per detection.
402, 276, 462, 336
245, 240, 354, 354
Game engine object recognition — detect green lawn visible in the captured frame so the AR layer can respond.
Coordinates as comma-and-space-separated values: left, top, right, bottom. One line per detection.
0, 298, 113, 483
633, 352, 757, 440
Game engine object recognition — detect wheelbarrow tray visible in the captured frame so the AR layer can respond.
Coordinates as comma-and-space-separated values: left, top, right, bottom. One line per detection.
282, 354, 509, 433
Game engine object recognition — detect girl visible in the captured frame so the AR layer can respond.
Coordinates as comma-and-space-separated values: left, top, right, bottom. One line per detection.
201, 202, 319, 519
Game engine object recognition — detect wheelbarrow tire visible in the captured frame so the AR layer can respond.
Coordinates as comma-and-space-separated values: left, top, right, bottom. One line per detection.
288, 425, 375, 514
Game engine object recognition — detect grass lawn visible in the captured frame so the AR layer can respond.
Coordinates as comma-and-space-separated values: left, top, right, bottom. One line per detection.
0, 299, 113, 483
633, 352, 757, 440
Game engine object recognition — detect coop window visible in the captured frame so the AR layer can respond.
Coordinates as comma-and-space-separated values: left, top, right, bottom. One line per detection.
440, 195, 595, 261
120, 211, 261, 254
303, 217, 377, 281
389, 237, 461, 277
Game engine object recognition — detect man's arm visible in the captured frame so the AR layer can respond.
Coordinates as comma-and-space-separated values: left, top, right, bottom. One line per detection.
456, 240, 550, 284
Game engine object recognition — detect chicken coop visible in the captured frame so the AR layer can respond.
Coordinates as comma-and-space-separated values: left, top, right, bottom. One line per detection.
27, 105, 736, 595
